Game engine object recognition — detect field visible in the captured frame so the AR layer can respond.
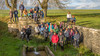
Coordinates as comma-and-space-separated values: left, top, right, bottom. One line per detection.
0, 9, 100, 56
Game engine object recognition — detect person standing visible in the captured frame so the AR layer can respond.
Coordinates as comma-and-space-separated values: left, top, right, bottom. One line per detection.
69, 29, 75, 45
49, 30, 54, 46
74, 31, 80, 48
9, 9, 14, 22
34, 5, 39, 13
43, 27, 48, 41
14, 8, 18, 22
51, 32, 59, 51
58, 32, 64, 51
53, 26, 59, 34
67, 11, 72, 23
19, 2, 24, 17
48, 23, 54, 32
64, 28, 69, 46
35, 24, 40, 35
23, 8, 28, 16
39, 25, 44, 35
26, 26, 31, 42
33, 11, 38, 22
21, 26, 27, 41
72, 15, 76, 25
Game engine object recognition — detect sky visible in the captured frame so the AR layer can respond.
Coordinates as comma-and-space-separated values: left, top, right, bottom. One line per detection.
67, 0, 100, 9
4, 0, 100, 9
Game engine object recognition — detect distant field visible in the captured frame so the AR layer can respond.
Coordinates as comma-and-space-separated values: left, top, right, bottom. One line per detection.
0, 9, 100, 29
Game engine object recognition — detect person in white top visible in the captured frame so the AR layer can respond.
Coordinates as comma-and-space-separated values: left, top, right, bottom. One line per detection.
35, 24, 40, 35
67, 11, 72, 23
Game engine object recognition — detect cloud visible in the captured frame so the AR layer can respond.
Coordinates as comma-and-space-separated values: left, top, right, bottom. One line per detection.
67, 0, 100, 9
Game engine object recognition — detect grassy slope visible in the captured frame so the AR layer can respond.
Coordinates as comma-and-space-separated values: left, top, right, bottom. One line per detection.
47, 9, 100, 29
0, 9, 100, 56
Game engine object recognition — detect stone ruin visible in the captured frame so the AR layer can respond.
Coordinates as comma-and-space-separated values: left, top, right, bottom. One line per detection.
23, 45, 55, 56
8, 17, 45, 37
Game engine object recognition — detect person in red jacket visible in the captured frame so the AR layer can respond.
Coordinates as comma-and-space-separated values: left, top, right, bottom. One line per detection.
51, 32, 59, 51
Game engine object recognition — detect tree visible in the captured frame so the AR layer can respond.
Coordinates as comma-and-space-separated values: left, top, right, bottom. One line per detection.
0, 0, 5, 10
5, 0, 17, 10
37, 0, 68, 18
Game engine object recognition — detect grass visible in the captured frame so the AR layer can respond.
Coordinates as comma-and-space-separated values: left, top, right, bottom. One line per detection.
0, 9, 100, 56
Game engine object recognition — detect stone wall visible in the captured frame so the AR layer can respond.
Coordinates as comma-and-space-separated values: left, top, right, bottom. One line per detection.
8, 17, 100, 54
8, 17, 44, 37
75, 26, 100, 54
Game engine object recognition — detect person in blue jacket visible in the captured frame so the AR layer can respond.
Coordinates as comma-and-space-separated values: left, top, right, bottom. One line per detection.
19, 2, 24, 16
14, 8, 18, 22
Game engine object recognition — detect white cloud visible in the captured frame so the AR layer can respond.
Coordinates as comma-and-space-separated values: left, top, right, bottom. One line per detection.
67, 0, 100, 9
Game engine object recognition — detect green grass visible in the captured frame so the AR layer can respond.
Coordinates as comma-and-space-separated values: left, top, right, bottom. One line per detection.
0, 9, 100, 56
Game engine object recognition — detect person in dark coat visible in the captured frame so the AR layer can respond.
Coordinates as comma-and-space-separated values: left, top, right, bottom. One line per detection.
21, 26, 27, 41
64, 28, 69, 46
58, 29, 64, 36
26, 26, 31, 42
43, 27, 48, 41
74, 31, 80, 48
58, 32, 64, 51
49, 30, 54, 46
69, 29, 75, 45
14, 9, 18, 22
33, 11, 38, 22
34, 5, 39, 13
19, 2, 24, 16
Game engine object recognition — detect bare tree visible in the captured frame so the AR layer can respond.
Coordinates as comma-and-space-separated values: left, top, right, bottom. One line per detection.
0, 0, 5, 10
5, 0, 17, 10
37, 0, 68, 18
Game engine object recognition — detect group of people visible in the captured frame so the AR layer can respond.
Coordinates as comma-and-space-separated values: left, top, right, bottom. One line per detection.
21, 26, 31, 42
9, 2, 44, 22
21, 21, 80, 51
67, 11, 76, 25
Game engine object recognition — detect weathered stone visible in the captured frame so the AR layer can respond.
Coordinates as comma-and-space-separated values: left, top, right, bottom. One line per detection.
75, 26, 100, 55
23, 45, 55, 56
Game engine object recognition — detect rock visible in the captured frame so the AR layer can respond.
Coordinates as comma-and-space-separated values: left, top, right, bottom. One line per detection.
75, 26, 100, 54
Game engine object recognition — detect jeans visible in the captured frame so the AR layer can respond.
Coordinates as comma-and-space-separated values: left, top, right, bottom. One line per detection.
74, 40, 79, 48
67, 18, 70, 23
53, 43, 57, 51
65, 37, 69, 45
34, 17, 38, 22
20, 10, 23, 16
22, 34, 29, 42
14, 15, 18, 22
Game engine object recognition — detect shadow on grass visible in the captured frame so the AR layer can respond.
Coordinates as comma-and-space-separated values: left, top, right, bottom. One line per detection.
76, 21, 93, 26
0, 21, 8, 36
47, 15, 66, 17
47, 13, 100, 18
75, 13, 100, 17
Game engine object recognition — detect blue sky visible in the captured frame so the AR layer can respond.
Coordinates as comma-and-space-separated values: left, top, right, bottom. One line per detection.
5, 0, 100, 9
25, 0, 100, 9
67, 0, 100, 9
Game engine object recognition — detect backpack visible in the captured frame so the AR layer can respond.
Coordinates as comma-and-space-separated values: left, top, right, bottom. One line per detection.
26, 28, 31, 35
